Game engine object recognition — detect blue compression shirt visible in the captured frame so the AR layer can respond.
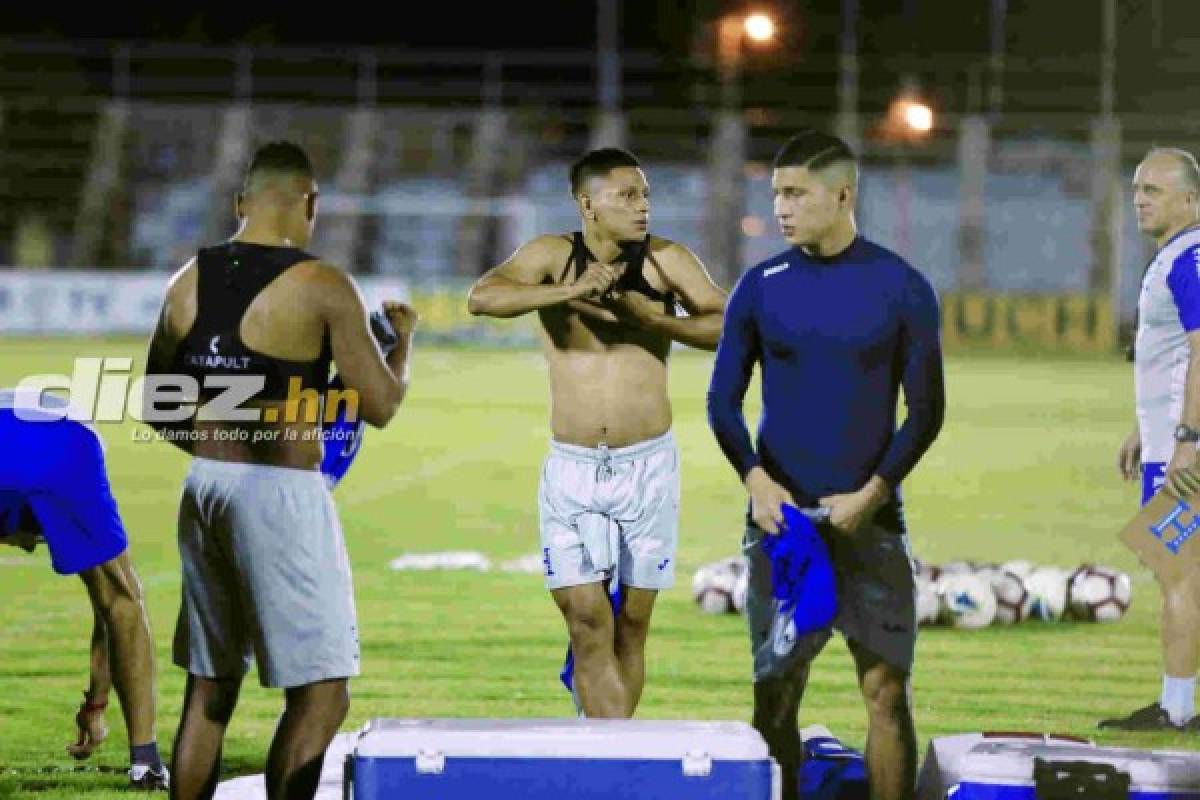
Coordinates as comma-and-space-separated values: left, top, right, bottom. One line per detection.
706, 237, 945, 526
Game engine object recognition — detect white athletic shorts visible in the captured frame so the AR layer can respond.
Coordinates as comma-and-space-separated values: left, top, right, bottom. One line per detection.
538, 430, 679, 591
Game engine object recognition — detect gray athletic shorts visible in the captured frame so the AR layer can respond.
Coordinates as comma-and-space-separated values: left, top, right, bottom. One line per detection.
743, 517, 916, 681
539, 431, 679, 591
173, 458, 360, 688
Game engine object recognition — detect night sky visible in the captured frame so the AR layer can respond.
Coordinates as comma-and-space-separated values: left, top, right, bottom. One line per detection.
1, 1, 1194, 116
0, 2, 1171, 57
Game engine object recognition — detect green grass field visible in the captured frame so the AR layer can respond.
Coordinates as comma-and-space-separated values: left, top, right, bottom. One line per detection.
0, 338, 1192, 798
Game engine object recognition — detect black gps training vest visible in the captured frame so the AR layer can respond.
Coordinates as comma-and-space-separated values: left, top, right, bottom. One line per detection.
560, 232, 678, 316
174, 242, 332, 400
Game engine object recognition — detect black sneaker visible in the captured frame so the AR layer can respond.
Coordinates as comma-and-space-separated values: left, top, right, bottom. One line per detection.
1182, 715, 1200, 733
127, 764, 169, 791
1098, 702, 1184, 731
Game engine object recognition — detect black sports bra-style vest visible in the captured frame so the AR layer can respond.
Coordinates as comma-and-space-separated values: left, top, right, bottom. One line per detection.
174, 242, 332, 401
560, 232, 678, 317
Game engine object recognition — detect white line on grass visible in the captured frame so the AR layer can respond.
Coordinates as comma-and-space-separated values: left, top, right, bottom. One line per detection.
339, 448, 494, 505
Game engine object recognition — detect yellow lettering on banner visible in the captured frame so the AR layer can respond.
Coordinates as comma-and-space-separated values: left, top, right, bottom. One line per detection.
1092, 300, 1116, 351
429, 291, 454, 328
940, 296, 960, 348
410, 289, 460, 334
989, 294, 1011, 347
1008, 295, 1055, 347
956, 294, 994, 344
939, 292, 1117, 353
1060, 294, 1093, 351
408, 291, 430, 328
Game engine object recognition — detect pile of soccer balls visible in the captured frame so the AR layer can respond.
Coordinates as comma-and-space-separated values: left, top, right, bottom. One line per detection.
691, 557, 1132, 629
916, 560, 1132, 629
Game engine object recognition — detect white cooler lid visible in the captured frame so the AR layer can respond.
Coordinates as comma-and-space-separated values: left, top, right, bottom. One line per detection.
961, 741, 1200, 792
355, 718, 770, 761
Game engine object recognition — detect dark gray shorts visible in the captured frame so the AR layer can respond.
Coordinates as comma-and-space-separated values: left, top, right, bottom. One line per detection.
173, 458, 360, 688
743, 519, 917, 681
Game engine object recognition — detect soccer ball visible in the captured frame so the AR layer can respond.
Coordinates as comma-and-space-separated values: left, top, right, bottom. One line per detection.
691, 556, 740, 597
697, 588, 732, 614
692, 557, 745, 615
990, 569, 1031, 624
1067, 565, 1132, 622
972, 562, 1004, 584
938, 573, 997, 629
915, 575, 941, 626
1001, 559, 1035, 581
914, 559, 942, 584
1024, 566, 1070, 621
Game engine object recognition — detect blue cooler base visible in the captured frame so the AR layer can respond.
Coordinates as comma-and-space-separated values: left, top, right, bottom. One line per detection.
351, 756, 773, 799
346, 718, 778, 800
945, 738, 1200, 800
955, 785, 1200, 800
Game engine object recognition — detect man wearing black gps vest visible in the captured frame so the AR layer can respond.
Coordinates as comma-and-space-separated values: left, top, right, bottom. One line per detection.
144, 141, 416, 800
467, 148, 727, 718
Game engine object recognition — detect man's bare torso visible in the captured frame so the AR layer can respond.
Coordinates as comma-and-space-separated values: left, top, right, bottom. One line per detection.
537, 234, 674, 448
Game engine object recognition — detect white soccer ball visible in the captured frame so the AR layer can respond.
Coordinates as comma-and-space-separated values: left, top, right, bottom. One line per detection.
1067, 565, 1133, 622
697, 587, 732, 614
938, 573, 997, 629
691, 565, 713, 600
692, 557, 737, 597
1024, 566, 1070, 621
914, 559, 942, 584
692, 557, 745, 615
915, 576, 941, 626
990, 569, 1030, 624
972, 563, 1004, 584
1001, 559, 1035, 581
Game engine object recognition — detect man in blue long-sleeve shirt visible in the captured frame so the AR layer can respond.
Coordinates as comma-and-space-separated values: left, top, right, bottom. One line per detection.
707, 130, 944, 800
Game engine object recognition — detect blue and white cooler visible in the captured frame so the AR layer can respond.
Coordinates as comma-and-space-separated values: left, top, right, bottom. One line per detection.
929, 737, 1200, 800
344, 718, 780, 799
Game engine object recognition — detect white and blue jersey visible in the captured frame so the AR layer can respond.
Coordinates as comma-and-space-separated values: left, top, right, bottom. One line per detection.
1135, 226, 1200, 503
0, 389, 128, 574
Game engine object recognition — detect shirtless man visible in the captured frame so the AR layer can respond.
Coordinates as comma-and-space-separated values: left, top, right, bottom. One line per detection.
467, 147, 727, 718
143, 141, 416, 800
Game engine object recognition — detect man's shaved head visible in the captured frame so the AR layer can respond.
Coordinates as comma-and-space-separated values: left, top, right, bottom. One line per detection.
1134, 147, 1200, 243
235, 141, 319, 247
1143, 147, 1200, 194
242, 141, 315, 195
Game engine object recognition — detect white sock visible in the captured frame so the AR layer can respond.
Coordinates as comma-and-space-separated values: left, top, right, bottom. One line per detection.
1160, 674, 1195, 725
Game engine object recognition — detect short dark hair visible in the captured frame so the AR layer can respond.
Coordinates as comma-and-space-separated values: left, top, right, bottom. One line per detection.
772, 129, 856, 172
244, 141, 314, 188
569, 147, 641, 196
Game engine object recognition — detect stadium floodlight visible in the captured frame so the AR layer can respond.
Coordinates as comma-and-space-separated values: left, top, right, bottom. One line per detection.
743, 12, 776, 44
901, 99, 934, 133
878, 81, 935, 143
716, 9, 781, 108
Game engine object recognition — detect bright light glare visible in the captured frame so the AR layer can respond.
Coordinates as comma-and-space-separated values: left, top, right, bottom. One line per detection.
744, 13, 776, 43
903, 101, 934, 132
